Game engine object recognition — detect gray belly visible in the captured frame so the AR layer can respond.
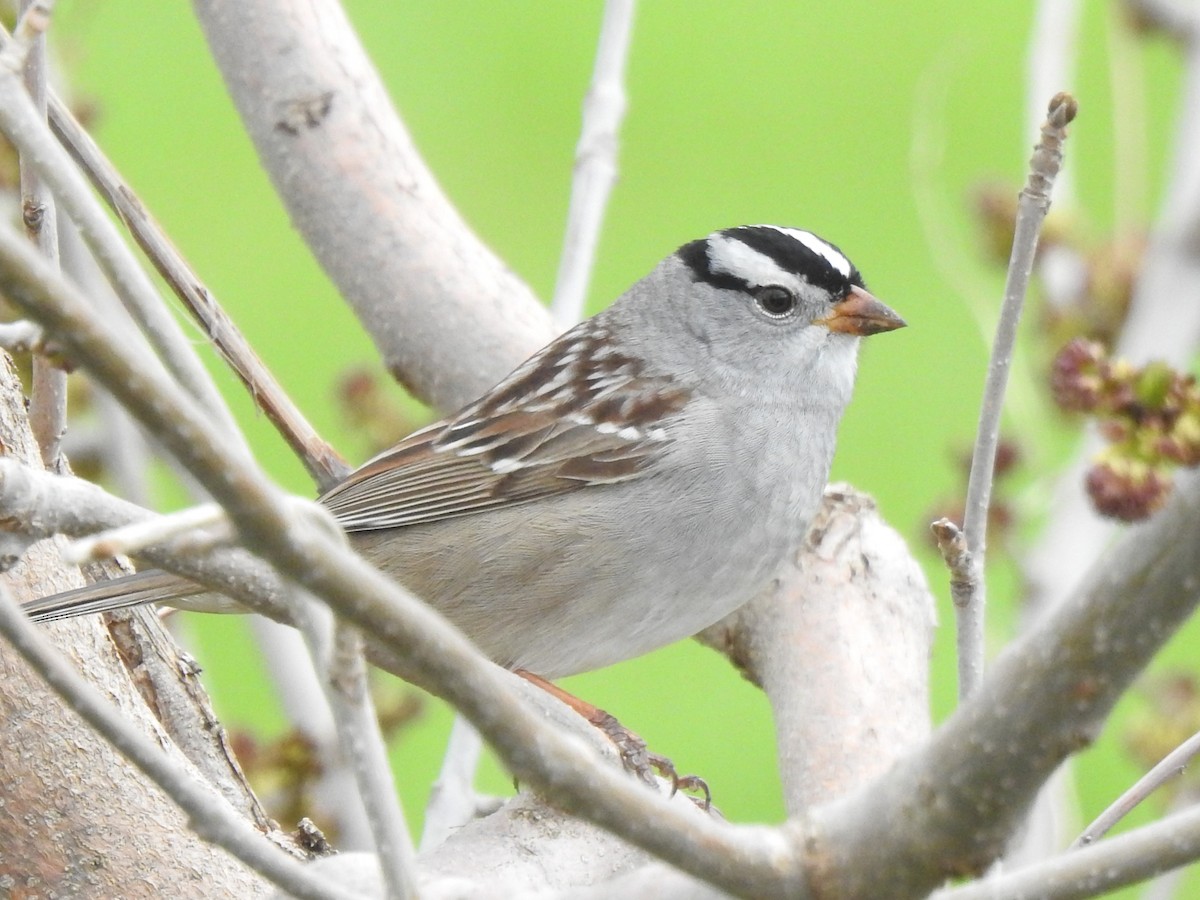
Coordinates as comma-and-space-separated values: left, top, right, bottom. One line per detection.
347, 474, 809, 678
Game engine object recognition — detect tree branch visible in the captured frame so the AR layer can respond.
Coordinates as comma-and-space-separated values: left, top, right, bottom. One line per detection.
550, 0, 635, 324
291, 590, 417, 900
192, 0, 557, 413
956, 92, 1077, 699
937, 803, 1200, 900
45, 90, 347, 488
18, 0, 66, 469
0, 584, 359, 900
0, 23, 246, 451
807, 464, 1200, 896
1071, 728, 1200, 848
699, 486, 935, 814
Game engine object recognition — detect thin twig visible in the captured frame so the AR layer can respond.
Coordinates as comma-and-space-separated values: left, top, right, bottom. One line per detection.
1072, 729, 1200, 848
55, 220, 156, 506
292, 585, 417, 900
549, 0, 635, 324
0, 24, 247, 454
1136, 787, 1200, 900
956, 92, 1077, 701
44, 91, 348, 489
248, 617, 374, 847
330, 620, 416, 898
935, 802, 1200, 900
17, 0, 66, 469
61, 502, 229, 565
0, 584, 359, 900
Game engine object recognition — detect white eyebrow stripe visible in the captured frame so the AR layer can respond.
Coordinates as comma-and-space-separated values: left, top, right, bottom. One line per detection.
764, 225, 852, 279
706, 233, 801, 289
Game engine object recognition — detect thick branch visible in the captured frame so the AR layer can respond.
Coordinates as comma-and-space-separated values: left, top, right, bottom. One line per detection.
192, 0, 557, 412
700, 486, 934, 814
0, 585, 357, 900
0, 358, 274, 896
807, 467, 1200, 897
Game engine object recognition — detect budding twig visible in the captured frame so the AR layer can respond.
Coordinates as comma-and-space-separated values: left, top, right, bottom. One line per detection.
954, 92, 1078, 701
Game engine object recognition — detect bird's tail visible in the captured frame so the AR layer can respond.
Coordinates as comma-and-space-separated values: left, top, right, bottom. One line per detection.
22, 570, 203, 623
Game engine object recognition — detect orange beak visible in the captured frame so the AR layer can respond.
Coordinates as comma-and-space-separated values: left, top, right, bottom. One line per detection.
816, 285, 906, 336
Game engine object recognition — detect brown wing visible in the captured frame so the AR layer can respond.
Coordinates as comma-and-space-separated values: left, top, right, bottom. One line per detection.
319, 322, 690, 533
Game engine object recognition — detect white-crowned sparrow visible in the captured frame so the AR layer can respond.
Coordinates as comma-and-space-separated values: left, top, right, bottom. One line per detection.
27, 225, 904, 680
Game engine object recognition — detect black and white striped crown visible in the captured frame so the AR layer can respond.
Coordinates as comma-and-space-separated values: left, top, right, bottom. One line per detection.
677, 225, 862, 297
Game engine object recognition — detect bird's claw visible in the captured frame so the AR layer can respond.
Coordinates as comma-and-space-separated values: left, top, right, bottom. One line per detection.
648, 752, 712, 810
590, 710, 711, 809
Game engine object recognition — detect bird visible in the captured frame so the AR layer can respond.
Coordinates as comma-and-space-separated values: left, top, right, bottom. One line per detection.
26, 225, 903, 758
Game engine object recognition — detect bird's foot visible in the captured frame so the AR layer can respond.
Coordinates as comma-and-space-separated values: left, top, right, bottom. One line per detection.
515, 669, 713, 809
589, 708, 711, 810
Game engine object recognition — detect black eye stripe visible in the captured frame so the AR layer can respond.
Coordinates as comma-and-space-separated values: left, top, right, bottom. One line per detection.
676, 238, 749, 292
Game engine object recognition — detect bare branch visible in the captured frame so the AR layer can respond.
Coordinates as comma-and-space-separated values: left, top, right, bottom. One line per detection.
1027, 0, 1080, 205
2, 0, 52, 65
937, 803, 1200, 900
62, 502, 229, 565
192, 0, 557, 413
0, 24, 246, 450
957, 92, 1077, 699
45, 90, 347, 488
292, 589, 417, 900
18, 0, 66, 469
420, 715, 486, 851
0, 320, 45, 352
700, 486, 934, 813
1072, 728, 1200, 848
550, 0, 635, 324
807, 465, 1200, 897
249, 617, 375, 848
0, 584, 359, 900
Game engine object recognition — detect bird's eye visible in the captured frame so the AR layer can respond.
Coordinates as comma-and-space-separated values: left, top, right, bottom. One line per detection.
754, 285, 798, 319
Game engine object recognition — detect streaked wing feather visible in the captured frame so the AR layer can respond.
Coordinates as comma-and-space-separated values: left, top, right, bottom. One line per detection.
319, 323, 691, 533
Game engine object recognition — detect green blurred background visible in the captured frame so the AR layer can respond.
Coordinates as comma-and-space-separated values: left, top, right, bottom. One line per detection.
48, 1, 1197, 890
